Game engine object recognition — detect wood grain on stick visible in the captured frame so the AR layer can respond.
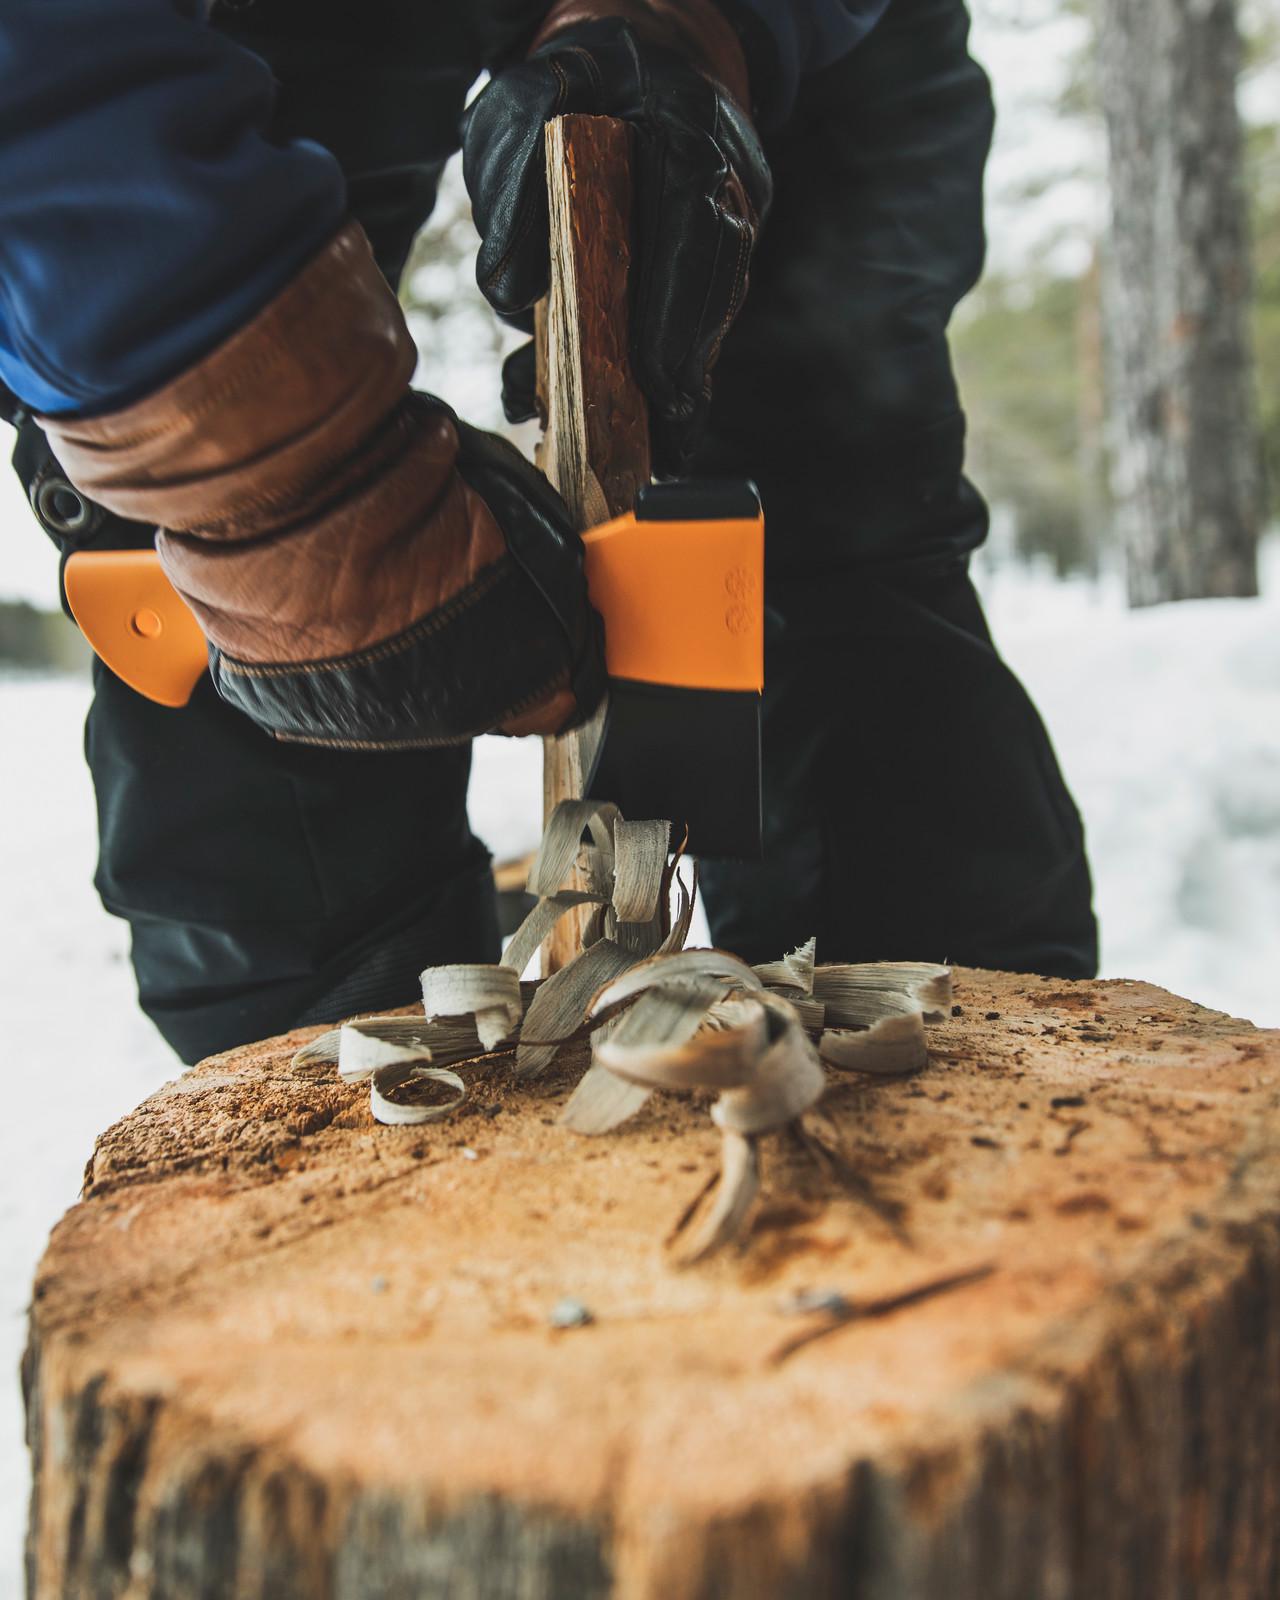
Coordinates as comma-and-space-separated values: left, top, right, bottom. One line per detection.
538, 114, 652, 974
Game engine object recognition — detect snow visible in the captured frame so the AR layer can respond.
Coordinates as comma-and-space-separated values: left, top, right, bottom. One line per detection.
975, 538, 1280, 1027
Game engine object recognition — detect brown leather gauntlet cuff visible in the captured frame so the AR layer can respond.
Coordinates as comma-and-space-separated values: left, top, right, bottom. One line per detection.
42, 223, 417, 537
40, 223, 601, 746
531, 0, 752, 110
39, 224, 509, 668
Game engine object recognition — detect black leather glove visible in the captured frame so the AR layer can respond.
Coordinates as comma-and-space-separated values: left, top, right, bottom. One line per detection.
462, 7, 771, 476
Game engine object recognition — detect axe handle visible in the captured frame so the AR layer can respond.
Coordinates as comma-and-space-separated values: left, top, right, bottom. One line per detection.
537, 114, 652, 974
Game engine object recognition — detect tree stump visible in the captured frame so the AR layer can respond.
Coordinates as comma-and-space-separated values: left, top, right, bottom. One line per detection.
25, 969, 1280, 1599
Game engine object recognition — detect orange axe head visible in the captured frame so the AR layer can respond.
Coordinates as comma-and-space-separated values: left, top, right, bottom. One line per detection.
580, 479, 764, 859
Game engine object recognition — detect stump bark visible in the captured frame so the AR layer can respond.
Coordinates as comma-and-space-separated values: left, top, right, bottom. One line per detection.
25, 969, 1280, 1599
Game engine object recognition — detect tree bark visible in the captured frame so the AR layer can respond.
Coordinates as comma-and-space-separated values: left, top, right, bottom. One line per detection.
25, 969, 1280, 1598
537, 115, 651, 975
1097, 0, 1263, 607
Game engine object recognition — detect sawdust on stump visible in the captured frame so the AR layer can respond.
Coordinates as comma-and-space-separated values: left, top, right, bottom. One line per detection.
26, 969, 1280, 1599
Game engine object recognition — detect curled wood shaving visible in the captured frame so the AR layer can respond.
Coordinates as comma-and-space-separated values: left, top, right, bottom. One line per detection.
806, 964, 951, 1078
515, 936, 637, 1078
572, 952, 826, 1259
611, 819, 671, 923
302, 802, 954, 1258
819, 1007, 928, 1077
561, 973, 741, 1134
710, 1000, 827, 1135
660, 859, 695, 954
499, 889, 606, 980
674, 1130, 760, 1265
815, 962, 953, 1024
529, 799, 619, 898
763, 988, 825, 1032
594, 996, 769, 1091
421, 963, 523, 1052
337, 1026, 469, 1125
557, 1062, 654, 1136
292, 1013, 483, 1070
587, 947, 762, 1018
370, 1064, 468, 1125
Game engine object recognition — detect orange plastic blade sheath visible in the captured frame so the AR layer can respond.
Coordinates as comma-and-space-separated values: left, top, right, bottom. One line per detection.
62, 510, 761, 711
581, 510, 764, 692
64, 549, 208, 708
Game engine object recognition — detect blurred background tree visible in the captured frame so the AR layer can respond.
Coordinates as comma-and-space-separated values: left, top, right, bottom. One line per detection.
1097, 0, 1262, 604
952, 0, 1276, 595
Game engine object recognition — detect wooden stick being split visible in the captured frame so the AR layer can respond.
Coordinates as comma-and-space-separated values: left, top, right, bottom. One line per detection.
536, 114, 651, 974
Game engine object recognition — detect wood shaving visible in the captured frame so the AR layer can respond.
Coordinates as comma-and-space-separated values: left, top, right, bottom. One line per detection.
515, 937, 637, 1078
819, 1008, 929, 1077
529, 799, 619, 898
420, 964, 523, 1052
815, 962, 953, 1024
754, 937, 817, 994
336, 1026, 469, 1126
292, 1014, 482, 1070
499, 889, 606, 981
294, 802, 953, 1258
674, 1130, 760, 1265
611, 819, 671, 923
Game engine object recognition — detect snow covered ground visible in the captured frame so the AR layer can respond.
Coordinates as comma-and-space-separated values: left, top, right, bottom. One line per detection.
975, 538, 1280, 1025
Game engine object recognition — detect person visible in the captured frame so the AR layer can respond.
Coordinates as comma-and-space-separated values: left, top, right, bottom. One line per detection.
1, 0, 1097, 1066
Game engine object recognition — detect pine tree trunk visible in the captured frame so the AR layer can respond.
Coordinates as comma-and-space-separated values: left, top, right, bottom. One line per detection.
1097, 0, 1262, 607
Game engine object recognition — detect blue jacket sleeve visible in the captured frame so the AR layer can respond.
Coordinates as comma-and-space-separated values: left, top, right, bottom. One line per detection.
0, 0, 346, 417
732, 0, 892, 122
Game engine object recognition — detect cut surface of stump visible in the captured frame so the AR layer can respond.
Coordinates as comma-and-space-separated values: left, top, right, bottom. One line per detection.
26, 969, 1280, 1599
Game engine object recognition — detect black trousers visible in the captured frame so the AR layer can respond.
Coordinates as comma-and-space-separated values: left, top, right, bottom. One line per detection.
32, 0, 1097, 1064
